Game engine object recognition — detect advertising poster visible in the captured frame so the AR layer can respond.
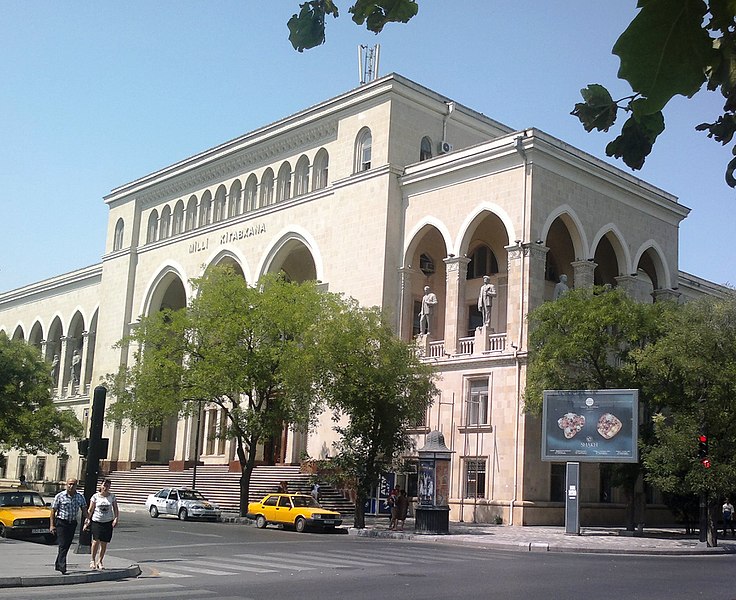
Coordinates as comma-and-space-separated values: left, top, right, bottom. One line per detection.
418, 460, 435, 506
541, 389, 638, 463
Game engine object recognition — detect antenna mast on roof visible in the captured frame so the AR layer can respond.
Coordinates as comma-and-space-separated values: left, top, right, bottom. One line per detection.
358, 44, 380, 85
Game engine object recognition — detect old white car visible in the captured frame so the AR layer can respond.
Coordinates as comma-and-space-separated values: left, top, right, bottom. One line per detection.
145, 488, 221, 521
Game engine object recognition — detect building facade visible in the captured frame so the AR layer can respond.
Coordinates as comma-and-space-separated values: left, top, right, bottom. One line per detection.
0, 74, 729, 524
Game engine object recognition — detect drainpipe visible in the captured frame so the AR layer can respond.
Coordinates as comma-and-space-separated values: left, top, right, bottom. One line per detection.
442, 101, 456, 142
509, 132, 529, 526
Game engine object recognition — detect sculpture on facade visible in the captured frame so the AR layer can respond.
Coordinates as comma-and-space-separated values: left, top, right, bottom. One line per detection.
477, 275, 497, 328
70, 349, 82, 384
418, 285, 438, 335
51, 354, 60, 384
553, 273, 570, 300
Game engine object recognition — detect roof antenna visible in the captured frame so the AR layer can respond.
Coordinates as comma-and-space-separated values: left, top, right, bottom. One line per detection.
358, 44, 380, 85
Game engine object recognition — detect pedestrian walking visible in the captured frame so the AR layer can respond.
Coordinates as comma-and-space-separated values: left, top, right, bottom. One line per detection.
310, 482, 320, 502
84, 478, 119, 570
50, 478, 88, 574
395, 489, 410, 531
387, 485, 399, 530
723, 498, 735, 536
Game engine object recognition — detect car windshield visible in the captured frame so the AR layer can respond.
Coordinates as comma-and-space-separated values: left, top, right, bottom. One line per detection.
179, 490, 206, 501
0, 492, 46, 507
291, 496, 320, 508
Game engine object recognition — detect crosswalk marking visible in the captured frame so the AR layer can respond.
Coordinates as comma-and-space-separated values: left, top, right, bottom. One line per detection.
222, 553, 317, 571
190, 559, 277, 573
148, 546, 490, 579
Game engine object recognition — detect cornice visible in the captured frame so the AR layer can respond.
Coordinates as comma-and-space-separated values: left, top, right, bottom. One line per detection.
111, 120, 339, 209
0, 264, 103, 306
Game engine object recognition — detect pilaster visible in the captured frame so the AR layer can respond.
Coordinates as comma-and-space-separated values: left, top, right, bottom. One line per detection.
443, 255, 471, 355
571, 260, 597, 288
652, 288, 681, 303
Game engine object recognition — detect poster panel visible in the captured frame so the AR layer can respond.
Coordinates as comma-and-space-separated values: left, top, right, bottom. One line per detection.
541, 389, 638, 463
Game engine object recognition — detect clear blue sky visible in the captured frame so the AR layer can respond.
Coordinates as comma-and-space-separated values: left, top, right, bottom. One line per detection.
1, 1, 733, 291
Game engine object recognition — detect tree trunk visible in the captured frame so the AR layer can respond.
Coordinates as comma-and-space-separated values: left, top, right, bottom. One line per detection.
707, 497, 718, 547
236, 438, 257, 517
353, 489, 366, 529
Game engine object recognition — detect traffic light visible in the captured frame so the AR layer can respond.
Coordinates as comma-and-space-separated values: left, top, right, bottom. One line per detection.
698, 434, 711, 468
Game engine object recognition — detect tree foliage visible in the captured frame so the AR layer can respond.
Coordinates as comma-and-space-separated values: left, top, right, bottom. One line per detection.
0, 332, 82, 454
287, 0, 418, 51
107, 267, 331, 515
572, 0, 736, 187
309, 301, 436, 528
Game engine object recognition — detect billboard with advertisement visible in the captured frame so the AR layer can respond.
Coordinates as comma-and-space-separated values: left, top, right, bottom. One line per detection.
541, 389, 639, 463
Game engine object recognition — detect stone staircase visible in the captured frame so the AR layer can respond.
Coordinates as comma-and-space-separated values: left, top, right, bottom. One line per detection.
102, 464, 355, 514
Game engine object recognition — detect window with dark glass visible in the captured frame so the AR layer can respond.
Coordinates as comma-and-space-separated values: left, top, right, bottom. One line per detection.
464, 459, 486, 498
420, 136, 433, 161
467, 245, 499, 279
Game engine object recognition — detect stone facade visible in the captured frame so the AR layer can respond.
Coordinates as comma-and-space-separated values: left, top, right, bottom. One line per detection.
0, 74, 729, 523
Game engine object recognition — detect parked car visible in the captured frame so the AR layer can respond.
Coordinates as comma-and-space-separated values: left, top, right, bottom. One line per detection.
0, 488, 55, 543
145, 488, 221, 521
246, 493, 342, 533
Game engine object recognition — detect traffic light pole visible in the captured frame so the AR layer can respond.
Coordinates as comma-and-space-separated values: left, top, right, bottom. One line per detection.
75, 386, 107, 553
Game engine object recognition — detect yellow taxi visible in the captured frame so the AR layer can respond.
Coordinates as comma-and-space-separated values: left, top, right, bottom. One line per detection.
247, 493, 342, 533
0, 488, 55, 543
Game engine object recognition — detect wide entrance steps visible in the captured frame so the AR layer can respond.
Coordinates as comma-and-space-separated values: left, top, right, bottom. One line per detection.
103, 464, 355, 514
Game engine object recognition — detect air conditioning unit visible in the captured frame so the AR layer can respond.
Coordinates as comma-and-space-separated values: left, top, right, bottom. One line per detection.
439, 140, 453, 154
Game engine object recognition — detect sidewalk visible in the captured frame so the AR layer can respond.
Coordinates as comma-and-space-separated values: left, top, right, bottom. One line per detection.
0, 537, 140, 588
2, 503, 735, 588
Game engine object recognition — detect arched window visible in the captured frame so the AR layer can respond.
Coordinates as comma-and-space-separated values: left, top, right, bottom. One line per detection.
213, 185, 227, 222
244, 174, 258, 211
172, 200, 184, 235
113, 218, 125, 251
260, 168, 274, 206
294, 155, 310, 196
147, 210, 159, 243
420, 136, 433, 161
198, 191, 212, 227
467, 244, 499, 280
160, 206, 172, 240
229, 180, 242, 217
185, 195, 198, 231
355, 128, 372, 172
276, 162, 292, 202
313, 149, 329, 190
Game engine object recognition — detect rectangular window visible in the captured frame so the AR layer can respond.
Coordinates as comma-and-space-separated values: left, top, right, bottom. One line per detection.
57, 457, 68, 482
17, 455, 27, 480
466, 379, 489, 425
464, 459, 486, 498
412, 300, 421, 337
35, 456, 46, 482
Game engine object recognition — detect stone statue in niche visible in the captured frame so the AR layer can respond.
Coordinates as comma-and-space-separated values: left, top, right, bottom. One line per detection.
477, 275, 497, 328
418, 286, 438, 335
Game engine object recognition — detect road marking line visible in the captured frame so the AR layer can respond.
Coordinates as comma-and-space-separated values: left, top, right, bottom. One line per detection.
191, 559, 277, 574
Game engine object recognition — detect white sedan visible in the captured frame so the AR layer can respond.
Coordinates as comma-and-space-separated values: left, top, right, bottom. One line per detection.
145, 488, 221, 521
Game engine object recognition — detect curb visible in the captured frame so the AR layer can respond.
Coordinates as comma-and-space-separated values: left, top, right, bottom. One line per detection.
0, 564, 141, 589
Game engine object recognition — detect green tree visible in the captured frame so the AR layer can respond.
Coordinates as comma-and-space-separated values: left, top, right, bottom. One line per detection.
572, 0, 736, 187
525, 287, 673, 529
636, 296, 736, 545
310, 301, 436, 528
287, 0, 418, 51
0, 332, 82, 454
107, 267, 330, 516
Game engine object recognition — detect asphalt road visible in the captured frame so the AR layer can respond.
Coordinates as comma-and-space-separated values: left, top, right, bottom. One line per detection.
2, 510, 735, 600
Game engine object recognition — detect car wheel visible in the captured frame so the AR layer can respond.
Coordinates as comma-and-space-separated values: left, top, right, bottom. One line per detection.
178, 508, 188, 521
295, 517, 307, 533
255, 514, 267, 529
149, 506, 159, 518
0, 523, 6, 538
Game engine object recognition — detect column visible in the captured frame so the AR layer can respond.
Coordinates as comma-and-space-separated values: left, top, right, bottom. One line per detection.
571, 260, 597, 288
615, 275, 656, 304
652, 288, 681, 303
526, 242, 549, 315
57, 336, 69, 398
77, 332, 89, 396
398, 266, 420, 340
505, 243, 524, 349
443, 255, 471, 356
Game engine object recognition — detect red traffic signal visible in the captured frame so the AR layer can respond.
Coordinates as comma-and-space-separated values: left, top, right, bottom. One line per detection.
698, 434, 710, 467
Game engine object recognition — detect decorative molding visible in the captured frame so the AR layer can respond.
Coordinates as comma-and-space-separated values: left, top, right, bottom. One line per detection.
139, 121, 338, 208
